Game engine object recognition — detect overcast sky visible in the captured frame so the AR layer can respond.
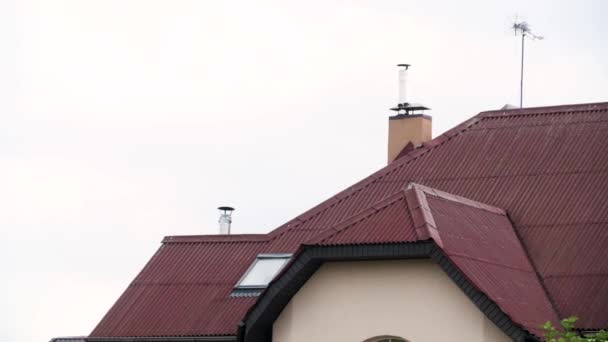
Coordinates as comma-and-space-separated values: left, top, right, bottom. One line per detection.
1, 1, 607, 341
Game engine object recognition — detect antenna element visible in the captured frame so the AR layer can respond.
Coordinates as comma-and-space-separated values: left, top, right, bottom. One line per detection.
512, 20, 544, 108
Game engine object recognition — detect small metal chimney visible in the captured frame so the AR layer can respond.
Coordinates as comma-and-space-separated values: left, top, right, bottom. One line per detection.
218, 206, 235, 235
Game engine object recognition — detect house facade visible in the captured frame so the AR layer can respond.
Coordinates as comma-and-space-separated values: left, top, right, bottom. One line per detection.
57, 102, 608, 342
272, 260, 511, 342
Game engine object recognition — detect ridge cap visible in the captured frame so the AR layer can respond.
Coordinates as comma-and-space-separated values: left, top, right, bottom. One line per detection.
404, 183, 507, 215
162, 234, 268, 244
304, 191, 407, 245
479, 101, 608, 118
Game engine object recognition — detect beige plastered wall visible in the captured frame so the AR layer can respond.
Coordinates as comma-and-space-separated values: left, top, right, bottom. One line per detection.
273, 259, 512, 342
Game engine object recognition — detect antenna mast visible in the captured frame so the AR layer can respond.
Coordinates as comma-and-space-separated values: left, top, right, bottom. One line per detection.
512, 21, 543, 108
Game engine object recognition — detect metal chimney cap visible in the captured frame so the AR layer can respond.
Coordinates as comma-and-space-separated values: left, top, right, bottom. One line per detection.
397, 63, 411, 69
390, 102, 430, 113
218, 206, 235, 212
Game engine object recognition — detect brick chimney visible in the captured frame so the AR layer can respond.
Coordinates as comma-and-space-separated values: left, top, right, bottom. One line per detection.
387, 64, 432, 163
388, 114, 432, 162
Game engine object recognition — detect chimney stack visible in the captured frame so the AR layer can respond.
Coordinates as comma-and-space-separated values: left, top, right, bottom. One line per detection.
218, 206, 235, 234
388, 64, 432, 163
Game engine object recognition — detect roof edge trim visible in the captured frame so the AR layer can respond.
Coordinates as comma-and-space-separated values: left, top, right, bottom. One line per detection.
86, 336, 236, 342
404, 183, 507, 215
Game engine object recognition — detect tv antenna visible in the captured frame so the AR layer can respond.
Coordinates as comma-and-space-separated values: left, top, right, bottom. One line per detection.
512, 20, 544, 108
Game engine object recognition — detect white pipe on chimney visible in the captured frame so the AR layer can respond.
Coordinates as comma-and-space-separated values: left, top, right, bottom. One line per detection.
398, 64, 409, 105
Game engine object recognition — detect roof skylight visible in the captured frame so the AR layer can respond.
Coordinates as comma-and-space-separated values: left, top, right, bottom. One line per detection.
236, 254, 291, 288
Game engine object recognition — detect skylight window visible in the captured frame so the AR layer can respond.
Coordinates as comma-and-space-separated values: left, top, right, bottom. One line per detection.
236, 254, 291, 288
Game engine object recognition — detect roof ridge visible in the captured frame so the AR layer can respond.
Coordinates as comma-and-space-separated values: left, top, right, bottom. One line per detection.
479, 101, 608, 118
162, 234, 268, 244
405, 183, 506, 215
403, 183, 508, 248
303, 191, 407, 245
305, 182, 508, 248
404, 183, 442, 245
267, 113, 486, 240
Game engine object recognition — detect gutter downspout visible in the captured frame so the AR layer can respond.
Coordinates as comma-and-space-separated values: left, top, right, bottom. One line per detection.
236, 321, 246, 342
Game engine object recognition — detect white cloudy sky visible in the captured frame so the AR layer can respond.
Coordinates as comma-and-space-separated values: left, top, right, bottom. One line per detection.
1, 0, 606, 341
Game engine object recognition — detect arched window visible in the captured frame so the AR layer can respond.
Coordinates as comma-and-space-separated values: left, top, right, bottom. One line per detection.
363, 335, 408, 342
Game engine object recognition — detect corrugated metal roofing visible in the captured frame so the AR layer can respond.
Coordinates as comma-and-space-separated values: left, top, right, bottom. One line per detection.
91, 102, 608, 338
306, 191, 418, 246
312, 183, 559, 337
418, 186, 558, 337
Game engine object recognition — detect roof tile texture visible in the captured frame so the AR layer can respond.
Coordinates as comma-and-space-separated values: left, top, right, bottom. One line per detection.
91, 102, 608, 337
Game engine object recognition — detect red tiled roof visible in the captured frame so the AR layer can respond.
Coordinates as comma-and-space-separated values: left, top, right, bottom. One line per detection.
304, 183, 559, 337
408, 184, 558, 337
90, 102, 608, 338
305, 190, 417, 246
